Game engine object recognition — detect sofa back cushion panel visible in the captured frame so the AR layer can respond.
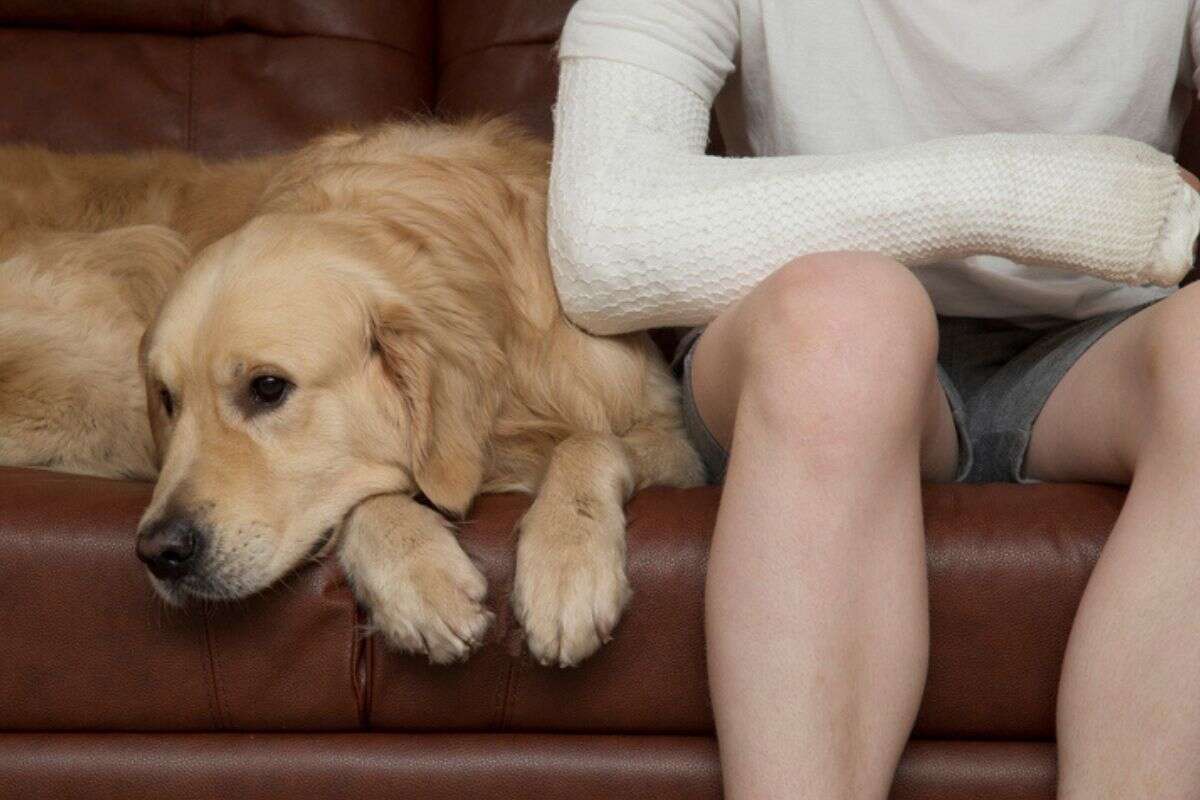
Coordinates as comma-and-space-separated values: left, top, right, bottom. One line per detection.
434, 0, 573, 140
0, 0, 435, 159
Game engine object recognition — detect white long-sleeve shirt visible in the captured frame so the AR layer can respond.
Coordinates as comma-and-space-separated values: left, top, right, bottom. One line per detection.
548, 0, 1200, 334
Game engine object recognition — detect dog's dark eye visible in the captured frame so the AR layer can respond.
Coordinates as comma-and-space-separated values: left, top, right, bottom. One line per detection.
160, 389, 175, 418
249, 375, 290, 406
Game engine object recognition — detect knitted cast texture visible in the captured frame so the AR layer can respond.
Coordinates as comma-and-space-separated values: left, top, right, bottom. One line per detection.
548, 59, 1200, 335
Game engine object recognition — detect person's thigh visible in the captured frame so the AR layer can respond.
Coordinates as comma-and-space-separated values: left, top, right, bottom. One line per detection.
688, 252, 961, 483
1025, 287, 1198, 484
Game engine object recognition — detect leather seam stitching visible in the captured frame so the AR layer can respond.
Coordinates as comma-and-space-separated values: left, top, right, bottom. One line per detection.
354, 585, 372, 728
249, 30, 417, 55
201, 605, 226, 729
438, 37, 557, 69
491, 643, 513, 728
493, 508, 527, 728
0, 24, 420, 56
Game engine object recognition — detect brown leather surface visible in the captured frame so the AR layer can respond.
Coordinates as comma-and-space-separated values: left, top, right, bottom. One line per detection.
187, 34, 431, 158
0, 1, 429, 48
0, 1, 434, 158
915, 483, 1122, 740
891, 741, 1056, 800
435, 0, 572, 140
0, 733, 722, 800
438, 45, 561, 142
0, 467, 1121, 739
0, 733, 1056, 800
438, 0, 574, 57
0, 468, 360, 731
0, 1, 198, 30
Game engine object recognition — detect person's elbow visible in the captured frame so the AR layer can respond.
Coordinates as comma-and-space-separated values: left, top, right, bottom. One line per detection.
546, 223, 617, 334
544, 193, 630, 335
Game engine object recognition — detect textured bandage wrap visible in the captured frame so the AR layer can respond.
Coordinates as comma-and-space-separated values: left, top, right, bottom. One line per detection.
548, 59, 1200, 335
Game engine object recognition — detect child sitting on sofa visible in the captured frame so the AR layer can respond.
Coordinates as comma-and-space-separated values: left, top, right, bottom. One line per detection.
548, 2, 1200, 797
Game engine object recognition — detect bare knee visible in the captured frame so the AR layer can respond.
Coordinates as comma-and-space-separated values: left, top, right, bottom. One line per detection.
737, 251, 938, 400
694, 252, 939, 456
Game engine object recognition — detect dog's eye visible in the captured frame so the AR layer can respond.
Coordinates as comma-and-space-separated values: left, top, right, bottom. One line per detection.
249, 375, 290, 406
160, 389, 175, 418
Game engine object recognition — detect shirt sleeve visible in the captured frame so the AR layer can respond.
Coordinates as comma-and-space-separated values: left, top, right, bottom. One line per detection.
556, 0, 738, 102
548, 8, 1200, 335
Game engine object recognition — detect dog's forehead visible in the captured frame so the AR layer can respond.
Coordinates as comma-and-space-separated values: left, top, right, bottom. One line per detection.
216, 261, 366, 341
150, 226, 376, 380
146, 258, 227, 377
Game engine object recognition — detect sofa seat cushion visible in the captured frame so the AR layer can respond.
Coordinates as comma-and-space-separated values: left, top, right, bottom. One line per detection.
0, 467, 1121, 737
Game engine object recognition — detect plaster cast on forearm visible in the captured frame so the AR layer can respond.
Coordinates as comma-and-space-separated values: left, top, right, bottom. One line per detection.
548, 59, 1200, 335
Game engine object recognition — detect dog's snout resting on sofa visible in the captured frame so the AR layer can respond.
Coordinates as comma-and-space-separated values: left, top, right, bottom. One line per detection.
0, 119, 705, 667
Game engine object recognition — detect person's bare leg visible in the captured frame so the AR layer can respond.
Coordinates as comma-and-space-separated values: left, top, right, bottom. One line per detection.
692, 253, 958, 800
1025, 282, 1200, 799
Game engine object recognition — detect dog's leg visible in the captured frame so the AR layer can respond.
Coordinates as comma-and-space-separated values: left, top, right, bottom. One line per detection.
338, 493, 492, 665
513, 433, 636, 667
620, 421, 707, 490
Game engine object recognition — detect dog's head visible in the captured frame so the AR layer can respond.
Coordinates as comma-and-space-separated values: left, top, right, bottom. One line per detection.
134, 208, 507, 604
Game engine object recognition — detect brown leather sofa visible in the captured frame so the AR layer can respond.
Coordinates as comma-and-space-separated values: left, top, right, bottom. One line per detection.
1, 3, 1195, 798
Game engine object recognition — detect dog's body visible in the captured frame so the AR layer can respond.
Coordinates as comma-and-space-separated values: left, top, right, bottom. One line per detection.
0, 119, 704, 666
0, 144, 278, 478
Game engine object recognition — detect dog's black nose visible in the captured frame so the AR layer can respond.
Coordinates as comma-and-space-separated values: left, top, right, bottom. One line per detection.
136, 517, 200, 580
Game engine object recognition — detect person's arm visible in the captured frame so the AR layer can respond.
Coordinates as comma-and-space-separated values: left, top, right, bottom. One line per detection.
548, 3, 1200, 335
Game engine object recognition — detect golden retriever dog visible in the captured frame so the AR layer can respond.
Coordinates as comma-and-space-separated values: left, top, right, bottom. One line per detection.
0, 119, 704, 666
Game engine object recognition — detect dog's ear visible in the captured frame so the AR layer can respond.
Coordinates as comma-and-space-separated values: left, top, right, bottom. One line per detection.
373, 301, 501, 519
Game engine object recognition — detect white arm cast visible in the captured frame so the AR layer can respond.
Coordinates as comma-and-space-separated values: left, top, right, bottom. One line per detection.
548, 58, 1200, 335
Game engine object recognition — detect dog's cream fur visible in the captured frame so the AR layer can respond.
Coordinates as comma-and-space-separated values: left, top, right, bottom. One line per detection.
0, 120, 704, 666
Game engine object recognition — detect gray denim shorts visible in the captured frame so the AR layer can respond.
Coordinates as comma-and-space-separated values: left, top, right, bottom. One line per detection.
671, 300, 1162, 485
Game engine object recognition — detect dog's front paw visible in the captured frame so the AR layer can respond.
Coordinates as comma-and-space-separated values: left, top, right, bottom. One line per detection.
368, 533, 493, 665
342, 499, 494, 666
513, 523, 631, 668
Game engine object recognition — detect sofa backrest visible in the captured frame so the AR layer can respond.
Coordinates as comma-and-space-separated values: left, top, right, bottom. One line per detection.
0, 0, 571, 158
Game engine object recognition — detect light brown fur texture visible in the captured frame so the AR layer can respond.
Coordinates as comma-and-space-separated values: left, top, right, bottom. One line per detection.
0, 119, 704, 666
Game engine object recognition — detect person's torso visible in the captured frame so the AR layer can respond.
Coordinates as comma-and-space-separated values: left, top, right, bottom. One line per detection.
716, 0, 1196, 321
